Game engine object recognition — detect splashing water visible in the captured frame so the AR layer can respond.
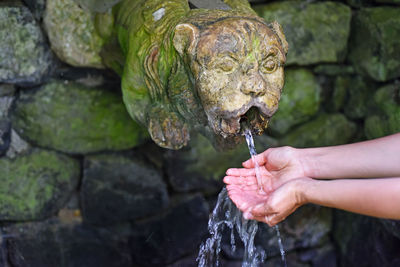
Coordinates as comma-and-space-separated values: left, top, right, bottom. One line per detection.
197, 128, 287, 267
197, 188, 266, 267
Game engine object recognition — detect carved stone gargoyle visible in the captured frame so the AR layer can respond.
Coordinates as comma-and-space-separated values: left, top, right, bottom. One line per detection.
66, 0, 289, 149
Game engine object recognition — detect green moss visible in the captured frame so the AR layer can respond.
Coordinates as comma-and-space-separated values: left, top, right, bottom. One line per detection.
280, 113, 356, 148
12, 80, 147, 154
269, 68, 321, 135
364, 83, 400, 139
333, 75, 377, 119
43, 0, 104, 68
0, 148, 79, 220
254, 1, 351, 65
0, 5, 52, 84
349, 7, 400, 81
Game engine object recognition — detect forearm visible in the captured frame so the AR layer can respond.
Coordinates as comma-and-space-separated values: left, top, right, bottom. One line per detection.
299, 133, 400, 179
300, 177, 400, 220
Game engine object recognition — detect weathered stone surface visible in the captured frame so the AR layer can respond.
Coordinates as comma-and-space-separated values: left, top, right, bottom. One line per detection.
0, 84, 14, 155
165, 133, 278, 193
0, 3, 52, 85
333, 211, 400, 267
333, 75, 377, 119
313, 64, 355, 76
0, 228, 11, 267
23, 0, 46, 21
44, 0, 104, 68
5, 129, 30, 159
81, 153, 168, 225
0, 94, 14, 118
349, 7, 400, 81
0, 120, 11, 156
280, 113, 356, 148
12, 80, 146, 154
364, 83, 400, 139
0, 84, 15, 97
6, 219, 131, 267
254, 1, 351, 65
0, 148, 79, 220
72, 0, 121, 12
130, 195, 209, 266
269, 68, 321, 136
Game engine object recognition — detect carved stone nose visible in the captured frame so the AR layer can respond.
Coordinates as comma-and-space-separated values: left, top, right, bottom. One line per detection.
240, 71, 267, 97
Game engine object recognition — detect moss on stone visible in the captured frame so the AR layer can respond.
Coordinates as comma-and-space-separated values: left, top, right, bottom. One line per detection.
280, 113, 356, 148
364, 83, 400, 139
254, 1, 351, 65
0, 5, 52, 84
44, 0, 105, 68
333, 75, 377, 119
12, 80, 147, 154
349, 7, 400, 81
269, 68, 321, 136
0, 148, 79, 220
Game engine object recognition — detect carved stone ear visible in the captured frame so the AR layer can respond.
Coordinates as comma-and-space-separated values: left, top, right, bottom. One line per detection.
270, 21, 289, 55
173, 23, 199, 57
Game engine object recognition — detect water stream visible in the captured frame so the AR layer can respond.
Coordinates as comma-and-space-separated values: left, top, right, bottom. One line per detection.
197, 128, 287, 267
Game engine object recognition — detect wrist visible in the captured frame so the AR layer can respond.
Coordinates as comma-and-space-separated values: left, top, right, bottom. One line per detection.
297, 147, 323, 178
293, 177, 313, 206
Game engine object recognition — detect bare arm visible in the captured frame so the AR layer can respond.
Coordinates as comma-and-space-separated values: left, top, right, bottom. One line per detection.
243, 176, 400, 226
301, 133, 400, 179
299, 177, 400, 220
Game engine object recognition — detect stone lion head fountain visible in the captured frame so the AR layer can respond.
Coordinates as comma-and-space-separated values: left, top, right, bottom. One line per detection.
44, 0, 288, 149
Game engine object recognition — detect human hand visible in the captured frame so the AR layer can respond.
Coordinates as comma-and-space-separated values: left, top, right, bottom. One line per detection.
224, 174, 310, 226
226, 146, 306, 190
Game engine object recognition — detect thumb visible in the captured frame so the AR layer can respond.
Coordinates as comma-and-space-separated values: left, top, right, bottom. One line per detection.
242, 153, 266, 168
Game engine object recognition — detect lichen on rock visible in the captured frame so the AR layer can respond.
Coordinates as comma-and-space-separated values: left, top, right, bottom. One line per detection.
0, 3, 53, 85
0, 148, 80, 221
44, 0, 105, 68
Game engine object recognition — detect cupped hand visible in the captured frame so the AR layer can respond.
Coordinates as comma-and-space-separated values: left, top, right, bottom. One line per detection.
227, 146, 306, 189
248, 178, 309, 226
224, 175, 310, 226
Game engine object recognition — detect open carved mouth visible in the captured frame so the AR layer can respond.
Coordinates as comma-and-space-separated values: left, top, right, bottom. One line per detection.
219, 106, 270, 138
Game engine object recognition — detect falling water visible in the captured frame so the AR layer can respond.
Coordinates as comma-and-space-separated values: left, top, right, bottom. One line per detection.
197, 187, 266, 267
244, 128, 287, 267
197, 128, 287, 267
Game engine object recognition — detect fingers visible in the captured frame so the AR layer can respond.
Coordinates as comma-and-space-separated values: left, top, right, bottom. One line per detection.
226, 168, 255, 177
225, 167, 269, 177
223, 175, 257, 186
242, 153, 266, 168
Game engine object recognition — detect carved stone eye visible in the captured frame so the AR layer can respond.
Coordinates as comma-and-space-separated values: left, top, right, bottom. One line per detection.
214, 57, 237, 73
261, 57, 277, 74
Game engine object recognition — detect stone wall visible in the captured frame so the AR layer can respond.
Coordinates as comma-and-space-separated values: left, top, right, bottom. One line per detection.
0, 0, 399, 266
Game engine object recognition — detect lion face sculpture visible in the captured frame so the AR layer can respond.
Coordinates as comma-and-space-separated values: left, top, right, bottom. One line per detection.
174, 18, 287, 142
86, 0, 289, 150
